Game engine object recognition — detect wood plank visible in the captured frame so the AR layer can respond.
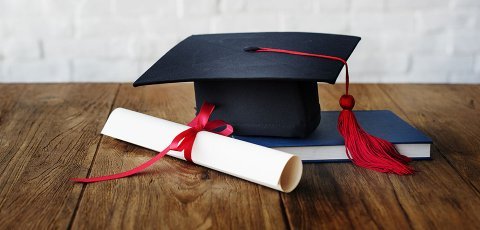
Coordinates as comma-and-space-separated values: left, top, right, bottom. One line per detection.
71, 84, 288, 229
380, 84, 480, 194
282, 84, 480, 229
373, 84, 480, 229
355, 84, 480, 228
282, 84, 412, 229
0, 83, 118, 229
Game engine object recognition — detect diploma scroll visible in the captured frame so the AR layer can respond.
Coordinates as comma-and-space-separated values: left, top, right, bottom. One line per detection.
101, 108, 303, 192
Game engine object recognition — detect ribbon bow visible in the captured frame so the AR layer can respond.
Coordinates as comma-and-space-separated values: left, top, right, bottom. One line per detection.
71, 102, 233, 183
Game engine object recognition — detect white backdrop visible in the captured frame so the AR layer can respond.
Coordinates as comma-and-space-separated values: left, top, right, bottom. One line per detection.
0, 0, 479, 83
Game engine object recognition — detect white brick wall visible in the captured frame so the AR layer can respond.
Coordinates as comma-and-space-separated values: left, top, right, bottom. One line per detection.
0, 0, 479, 83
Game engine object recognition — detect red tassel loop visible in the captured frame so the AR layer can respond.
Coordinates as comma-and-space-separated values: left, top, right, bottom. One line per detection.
247, 47, 414, 175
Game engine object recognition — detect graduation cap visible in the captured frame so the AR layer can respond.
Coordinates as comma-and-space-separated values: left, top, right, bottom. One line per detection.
134, 32, 414, 175
134, 32, 359, 138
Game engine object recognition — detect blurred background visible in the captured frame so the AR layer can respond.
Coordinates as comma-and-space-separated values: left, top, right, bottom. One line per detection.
0, 0, 478, 83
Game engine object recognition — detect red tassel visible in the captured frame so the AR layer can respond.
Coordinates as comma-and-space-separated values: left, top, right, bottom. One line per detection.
246, 47, 414, 174
338, 95, 414, 174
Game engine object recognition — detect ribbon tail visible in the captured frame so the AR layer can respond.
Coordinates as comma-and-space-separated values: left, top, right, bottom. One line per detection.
71, 147, 171, 183
71, 128, 195, 183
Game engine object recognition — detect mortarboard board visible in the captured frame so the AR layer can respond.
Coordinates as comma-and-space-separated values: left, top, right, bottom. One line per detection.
134, 32, 361, 138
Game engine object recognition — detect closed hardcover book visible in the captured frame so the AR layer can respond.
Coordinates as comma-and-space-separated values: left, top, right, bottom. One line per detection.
234, 110, 432, 162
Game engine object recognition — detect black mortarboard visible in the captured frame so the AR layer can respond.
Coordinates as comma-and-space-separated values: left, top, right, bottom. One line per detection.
134, 32, 361, 138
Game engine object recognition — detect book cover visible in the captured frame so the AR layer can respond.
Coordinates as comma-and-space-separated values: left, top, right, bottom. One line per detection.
234, 110, 432, 162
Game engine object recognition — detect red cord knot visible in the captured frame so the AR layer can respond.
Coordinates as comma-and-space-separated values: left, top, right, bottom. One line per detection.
339, 94, 355, 110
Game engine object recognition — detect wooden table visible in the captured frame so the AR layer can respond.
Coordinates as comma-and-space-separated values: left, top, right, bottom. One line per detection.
0, 83, 479, 229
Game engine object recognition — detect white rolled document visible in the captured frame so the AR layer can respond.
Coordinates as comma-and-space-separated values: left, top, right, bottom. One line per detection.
101, 108, 303, 192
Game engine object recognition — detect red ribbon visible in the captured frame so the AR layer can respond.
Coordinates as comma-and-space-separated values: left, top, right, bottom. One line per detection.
71, 102, 233, 183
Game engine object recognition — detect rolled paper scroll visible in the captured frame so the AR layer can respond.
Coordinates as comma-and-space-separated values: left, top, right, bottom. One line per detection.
101, 108, 303, 192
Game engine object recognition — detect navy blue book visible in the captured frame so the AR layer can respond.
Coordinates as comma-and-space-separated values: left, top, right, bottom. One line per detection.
234, 110, 432, 162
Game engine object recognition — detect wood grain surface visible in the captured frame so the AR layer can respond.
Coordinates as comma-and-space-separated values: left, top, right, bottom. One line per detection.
0, 84, 118, 229
0, 83, 479, 229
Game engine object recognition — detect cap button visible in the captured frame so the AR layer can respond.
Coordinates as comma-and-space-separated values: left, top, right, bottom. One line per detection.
243, 46, 260, 52
339, 95, 355, 110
